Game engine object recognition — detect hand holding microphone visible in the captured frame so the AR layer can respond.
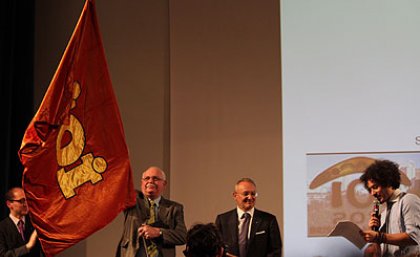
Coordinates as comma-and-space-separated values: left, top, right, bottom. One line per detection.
361, 197, 382, 243
370, 198, 381, 231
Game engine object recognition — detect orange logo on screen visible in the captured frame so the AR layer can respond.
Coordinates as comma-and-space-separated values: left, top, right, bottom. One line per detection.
56, 81, 108, 199
309, 156, 411, 208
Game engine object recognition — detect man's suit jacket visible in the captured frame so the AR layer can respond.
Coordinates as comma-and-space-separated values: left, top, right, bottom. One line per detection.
0, 216, 43, 257
116, 191, 187, 257
215, 209, 282, 257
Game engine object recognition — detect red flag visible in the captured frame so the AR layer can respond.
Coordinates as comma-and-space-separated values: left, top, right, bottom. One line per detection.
18, 0, 136, 256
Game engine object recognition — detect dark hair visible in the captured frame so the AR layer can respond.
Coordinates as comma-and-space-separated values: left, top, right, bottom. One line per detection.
184, 223, 224, 257
359, 159, 401, 189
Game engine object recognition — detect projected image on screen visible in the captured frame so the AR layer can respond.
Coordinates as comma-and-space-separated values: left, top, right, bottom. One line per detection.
307, 152, 420, 237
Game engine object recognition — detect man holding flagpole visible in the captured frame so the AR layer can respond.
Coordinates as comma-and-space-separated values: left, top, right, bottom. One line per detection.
116, 166, 187, 257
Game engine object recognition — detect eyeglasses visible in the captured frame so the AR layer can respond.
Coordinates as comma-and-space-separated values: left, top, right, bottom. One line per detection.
142, 176, 164, 182
9, 198, 27, 204
235, 192, 258, 198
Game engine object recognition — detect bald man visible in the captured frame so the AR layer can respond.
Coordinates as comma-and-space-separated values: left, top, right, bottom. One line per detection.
0, 187, 43, 257
116, 167, 187, 257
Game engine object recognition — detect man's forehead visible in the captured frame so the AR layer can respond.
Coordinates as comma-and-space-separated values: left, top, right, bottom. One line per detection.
237, 182, 256, 190
13, 188, 24, 196
366, 180, 377, 188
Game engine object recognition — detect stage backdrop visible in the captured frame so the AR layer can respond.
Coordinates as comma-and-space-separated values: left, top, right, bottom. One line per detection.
282, 0, 420, 256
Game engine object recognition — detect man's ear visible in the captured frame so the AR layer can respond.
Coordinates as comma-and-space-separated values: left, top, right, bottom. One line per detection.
6, 200, 12, 209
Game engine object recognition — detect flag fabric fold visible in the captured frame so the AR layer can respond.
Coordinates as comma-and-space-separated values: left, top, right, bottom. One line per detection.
18, 1, 136, 256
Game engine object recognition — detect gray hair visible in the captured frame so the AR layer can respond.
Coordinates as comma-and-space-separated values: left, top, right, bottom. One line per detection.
234, 177, 256, 191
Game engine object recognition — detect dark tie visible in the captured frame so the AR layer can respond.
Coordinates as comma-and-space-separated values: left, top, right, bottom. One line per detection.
17, 219, 25, 241
146, 200, 158, 257
239, 213, 250, 257
382, 202, 394, 255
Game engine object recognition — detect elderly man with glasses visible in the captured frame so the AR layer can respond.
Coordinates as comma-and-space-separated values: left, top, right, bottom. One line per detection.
215, 178, 282, 257
116, 166, 187, 257
0, 187, 43, 257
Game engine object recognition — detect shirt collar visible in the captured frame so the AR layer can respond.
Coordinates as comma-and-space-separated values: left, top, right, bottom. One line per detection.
148, 196, 161, 207
9, 214, 25, 226
237, 207, 255, 220
388, 188, 401, 204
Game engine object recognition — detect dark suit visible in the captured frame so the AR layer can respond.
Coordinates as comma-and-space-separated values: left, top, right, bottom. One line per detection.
116, 191, 187, 257
0, 216, 43, 257
215, 209, 282, 257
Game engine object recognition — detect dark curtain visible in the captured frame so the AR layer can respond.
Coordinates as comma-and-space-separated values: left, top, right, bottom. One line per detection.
0, 0, 35, 219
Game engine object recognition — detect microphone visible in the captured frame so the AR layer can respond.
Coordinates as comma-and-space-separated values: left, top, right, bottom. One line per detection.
372, 198, 380, 231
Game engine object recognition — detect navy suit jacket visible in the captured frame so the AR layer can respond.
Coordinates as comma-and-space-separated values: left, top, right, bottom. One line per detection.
0, 216, 43, 257
215, 209, 282, 257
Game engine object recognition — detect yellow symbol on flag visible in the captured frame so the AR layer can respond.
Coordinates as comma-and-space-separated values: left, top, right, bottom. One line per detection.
56, 81, 107, 199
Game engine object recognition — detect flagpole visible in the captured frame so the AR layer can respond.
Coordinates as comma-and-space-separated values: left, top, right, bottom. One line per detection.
142, 236, 150, 257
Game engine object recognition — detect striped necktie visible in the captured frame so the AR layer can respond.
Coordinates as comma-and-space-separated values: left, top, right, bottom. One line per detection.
17, 219, 25, 241
146, 200, 158, 257
239, 213, 250, 257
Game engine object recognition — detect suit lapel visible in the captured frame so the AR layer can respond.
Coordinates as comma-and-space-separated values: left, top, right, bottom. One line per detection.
23, 216, 34, 242
248, 209, 261, 244
136, 192, 149, 224
6, 217, 25, 244
228, 210, 239, 253
157, 197, 170, 224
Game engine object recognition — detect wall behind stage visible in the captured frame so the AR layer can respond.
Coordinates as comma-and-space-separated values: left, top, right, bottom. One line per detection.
169, 0, 282, 241
34, 0, 281, 257
282, 0, 420, 256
